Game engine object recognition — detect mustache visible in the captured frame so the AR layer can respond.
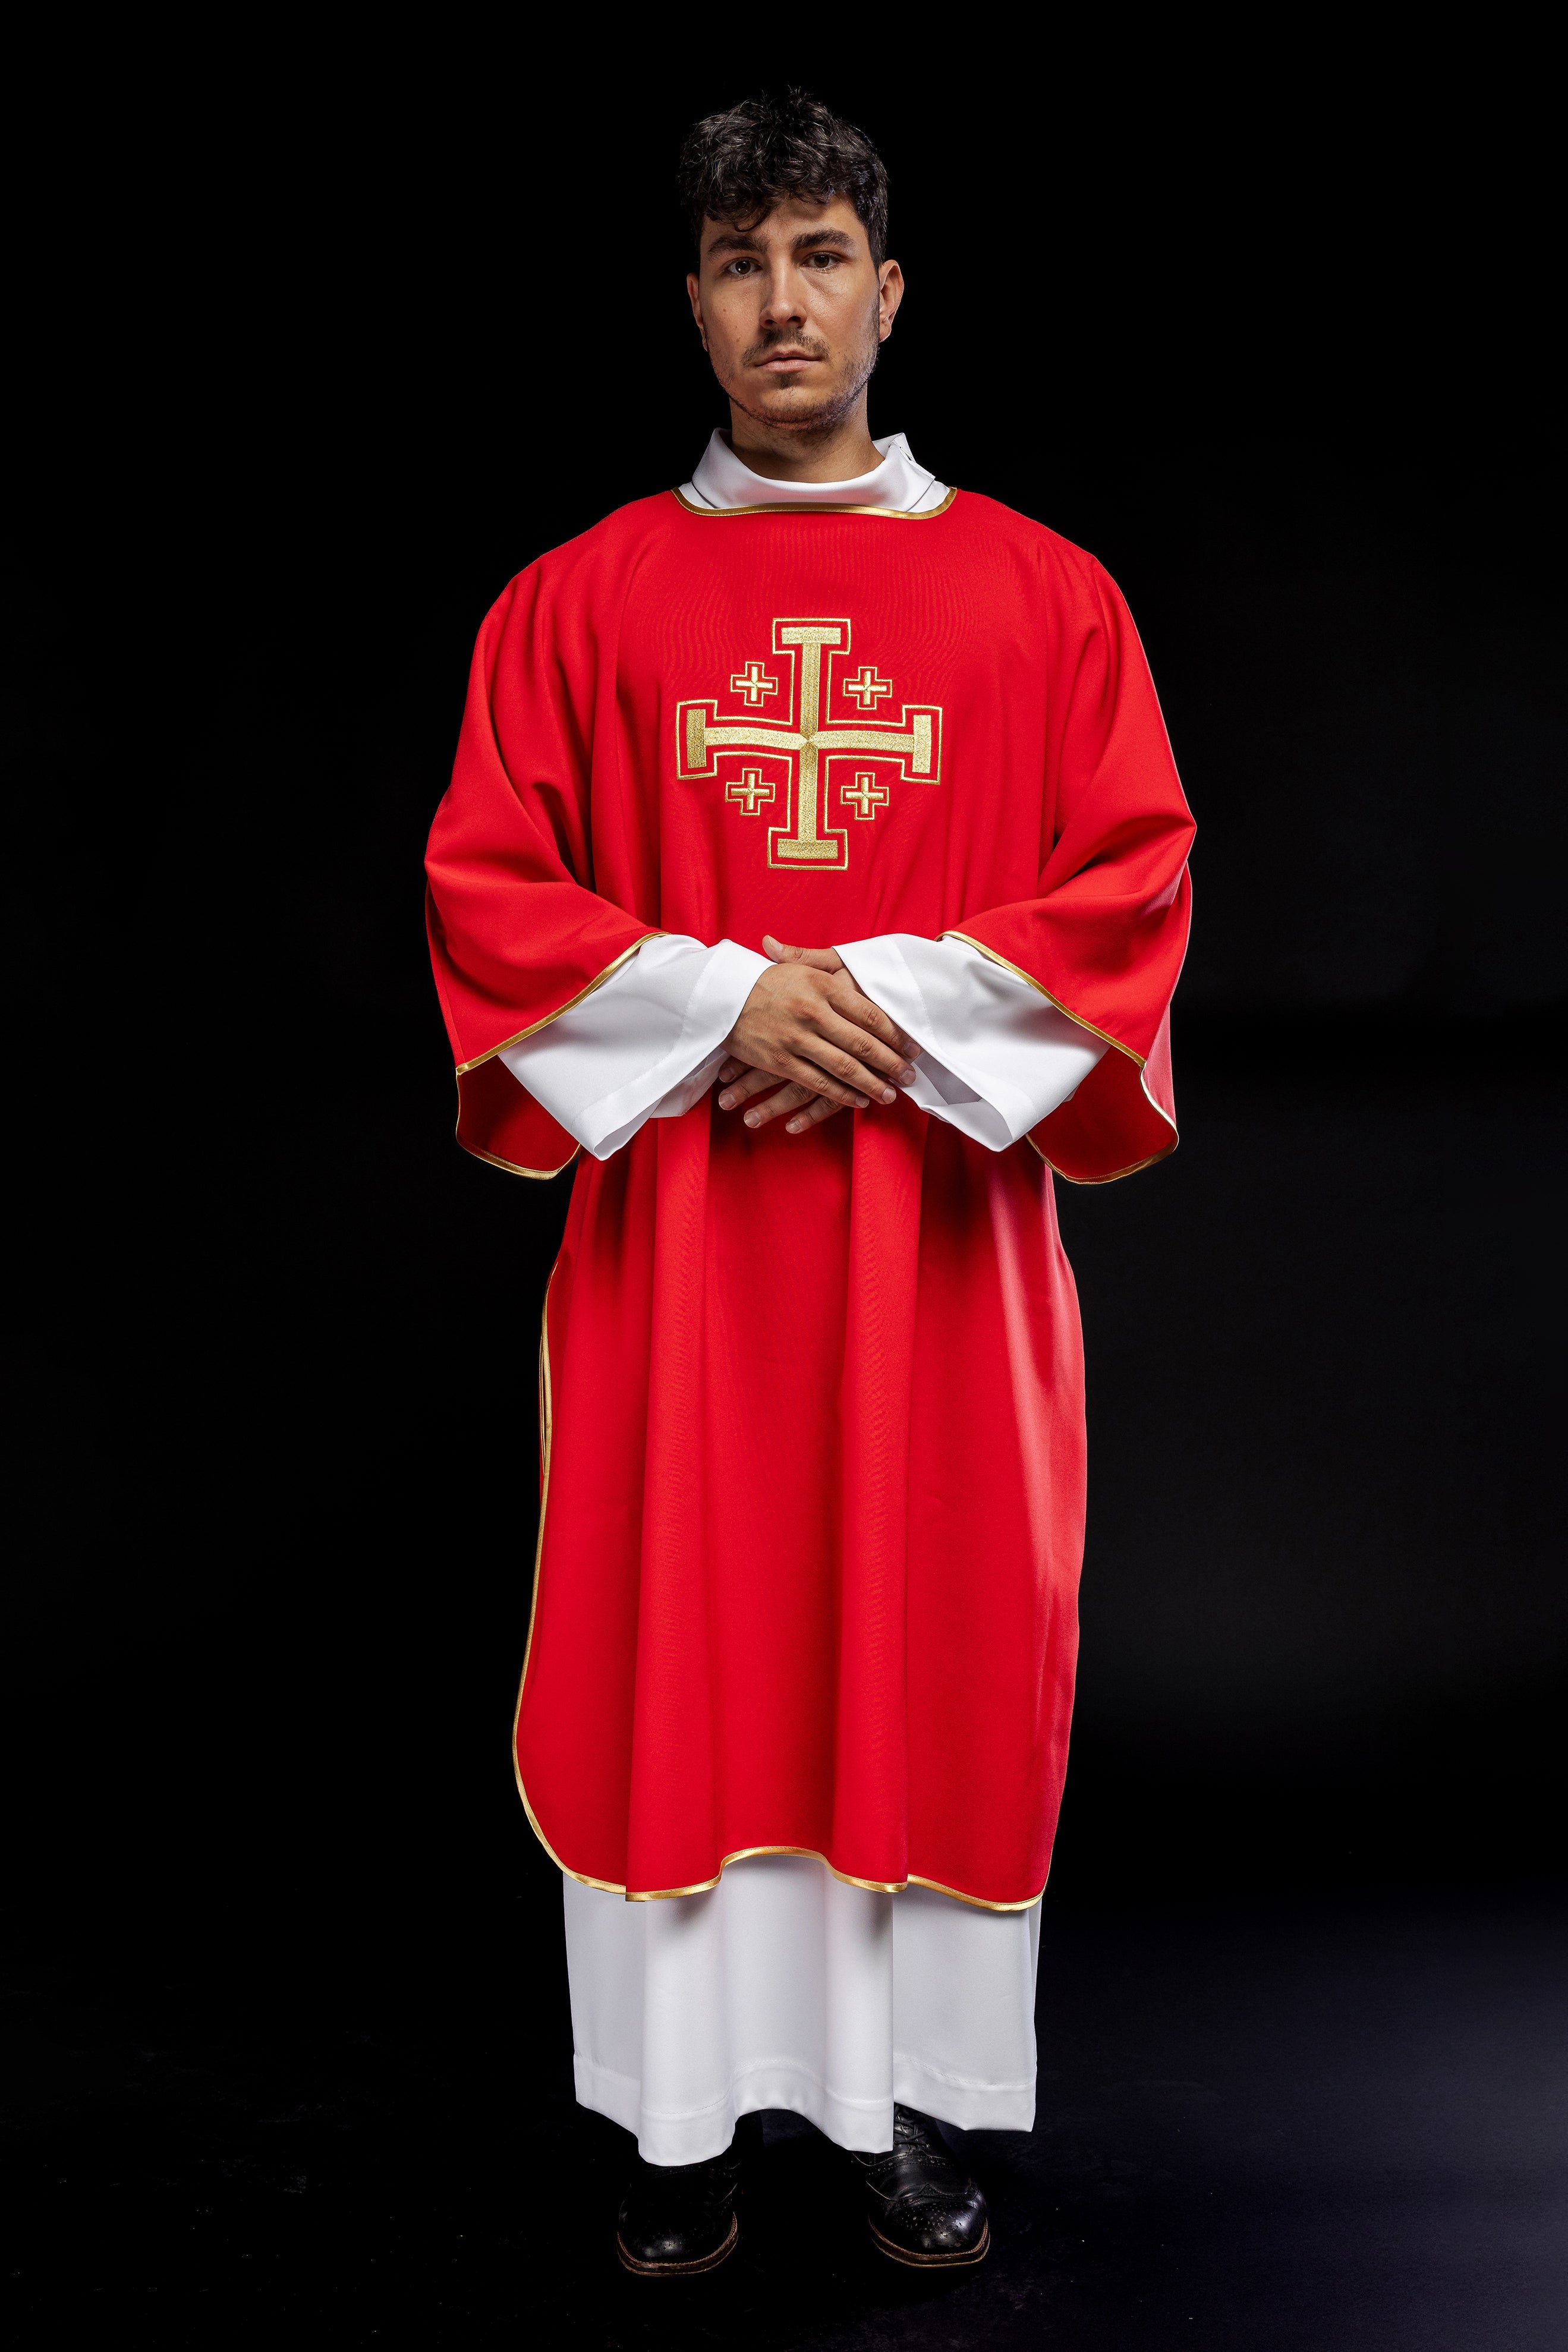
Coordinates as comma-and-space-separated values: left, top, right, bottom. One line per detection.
743, 329, 830, 365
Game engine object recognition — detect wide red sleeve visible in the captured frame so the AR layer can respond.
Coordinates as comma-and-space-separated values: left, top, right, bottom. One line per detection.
425, 565, 658, 1177
947, 559, 1194, 1183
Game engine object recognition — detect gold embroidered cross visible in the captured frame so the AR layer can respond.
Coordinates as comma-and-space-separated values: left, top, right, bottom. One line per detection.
726, 766, 775, 816
730, 660, 779, 708
843, 664, 893, 711
841, 772, 889, 820
679, 619, 942, 871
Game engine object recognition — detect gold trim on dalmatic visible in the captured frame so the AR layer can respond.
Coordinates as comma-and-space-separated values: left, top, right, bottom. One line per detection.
455, 936, 661, 1075
470, 1143, 581, 1183
940, 931, 1136, 1061
942, 930, 1179, 1185
511, 1269, 629, 1896
511, 1262, 1046, 1914
1024, 1131, 1175, 1186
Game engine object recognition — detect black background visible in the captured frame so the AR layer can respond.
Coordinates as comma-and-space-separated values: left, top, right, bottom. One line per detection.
8, 50, 1564, 2346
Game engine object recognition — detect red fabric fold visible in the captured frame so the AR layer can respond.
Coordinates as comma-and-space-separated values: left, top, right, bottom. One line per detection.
426, 558, 659, 1175
946, 562, 1193, 1182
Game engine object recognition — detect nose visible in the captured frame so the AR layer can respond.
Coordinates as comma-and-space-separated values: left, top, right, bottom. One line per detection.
758, 263, 807, 329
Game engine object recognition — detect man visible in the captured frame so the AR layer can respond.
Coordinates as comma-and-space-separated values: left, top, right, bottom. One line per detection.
426, 91, 1192, 2275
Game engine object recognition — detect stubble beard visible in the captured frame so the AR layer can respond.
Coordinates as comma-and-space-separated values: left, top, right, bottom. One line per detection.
727, 303, 882, 439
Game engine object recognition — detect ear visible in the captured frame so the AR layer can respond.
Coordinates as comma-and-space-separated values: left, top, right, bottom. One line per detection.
685, 271, 708, 351
876, 260, 905, 342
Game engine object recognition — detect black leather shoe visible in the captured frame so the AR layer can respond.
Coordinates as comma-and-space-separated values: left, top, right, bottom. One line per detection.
851, 2105, 990, 2268
616, 2130, 747, 2276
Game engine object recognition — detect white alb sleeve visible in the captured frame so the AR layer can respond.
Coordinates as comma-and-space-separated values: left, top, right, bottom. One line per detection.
498, 934, 769, 1161
835, 934, 1107, 1153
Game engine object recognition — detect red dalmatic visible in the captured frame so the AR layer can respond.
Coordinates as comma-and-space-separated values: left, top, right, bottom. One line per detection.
427, 489, 1194, 1907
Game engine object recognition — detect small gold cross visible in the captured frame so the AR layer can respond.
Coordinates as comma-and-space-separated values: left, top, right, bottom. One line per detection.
726, 766, 776, 816
730, 661, 779, 709
840, 771, 890, 820
843, 665, 893, 711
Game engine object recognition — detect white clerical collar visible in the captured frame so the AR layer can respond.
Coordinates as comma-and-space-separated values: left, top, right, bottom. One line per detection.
681, 429, 949, 514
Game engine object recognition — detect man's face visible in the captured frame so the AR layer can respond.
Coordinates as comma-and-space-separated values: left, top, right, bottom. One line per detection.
687, 196, 903, 434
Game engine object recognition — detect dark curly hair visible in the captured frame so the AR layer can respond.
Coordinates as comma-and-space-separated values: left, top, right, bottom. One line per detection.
677, 90, 889, 266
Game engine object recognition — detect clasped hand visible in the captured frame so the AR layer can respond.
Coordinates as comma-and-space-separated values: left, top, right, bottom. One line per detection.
717, 936, 921, 1136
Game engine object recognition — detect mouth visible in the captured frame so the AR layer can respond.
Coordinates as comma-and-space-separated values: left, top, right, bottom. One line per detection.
754, 351, 822, 374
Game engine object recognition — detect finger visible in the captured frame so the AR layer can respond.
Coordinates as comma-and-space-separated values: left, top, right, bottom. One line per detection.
721, 1021, 889, 1112
740, 1080, 816, 1130
741, 1052, 871, 1119
806, 1010, 918, 1093
763, 934, 845, 972
717, 1065, 787, 1109
825, 977, 920, 1060
716, 1056, 747, 1086
751, 1011, 902, 1101
784, 1093, 848, 1135
744, 1082, 814, 1129
745, 1076, 854, 1132
789, 1036, 899, 1103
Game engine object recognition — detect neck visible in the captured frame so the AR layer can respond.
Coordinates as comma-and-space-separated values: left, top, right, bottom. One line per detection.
723, 395, 882, 484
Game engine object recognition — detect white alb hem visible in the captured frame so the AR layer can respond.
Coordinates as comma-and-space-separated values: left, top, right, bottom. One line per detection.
563, 1854, 1040, 2167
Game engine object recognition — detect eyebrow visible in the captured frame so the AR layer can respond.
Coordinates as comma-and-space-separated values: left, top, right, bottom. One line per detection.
705, 226, 858, 257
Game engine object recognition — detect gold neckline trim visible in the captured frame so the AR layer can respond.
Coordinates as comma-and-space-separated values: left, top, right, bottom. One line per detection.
671, 484, 958, 521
